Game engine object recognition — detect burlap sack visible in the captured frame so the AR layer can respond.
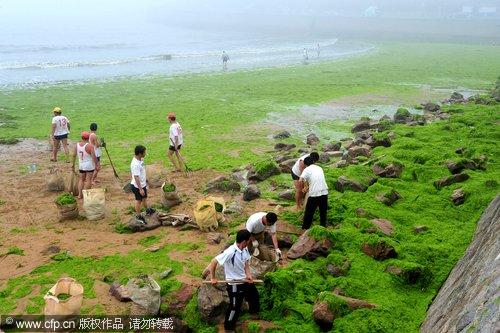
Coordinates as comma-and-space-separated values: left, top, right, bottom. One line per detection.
126, 275, 161, 316
194, 199, 218, 232
47, 168, 65, 192
57, 202, 79, 221
161, 182, 182, 208
82, 188, 105, 221
44, 277, 84, 316
145, 163, 167, 188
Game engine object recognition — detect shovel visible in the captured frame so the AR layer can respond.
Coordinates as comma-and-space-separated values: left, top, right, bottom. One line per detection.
170, 138, 192, 174
101, 138, 121, 180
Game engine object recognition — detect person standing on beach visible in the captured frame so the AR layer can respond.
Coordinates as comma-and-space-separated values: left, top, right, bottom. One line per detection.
51, 107, 70, 162
317, 43, 320, 58
89, 123, 102, 185
300, 156, 328, 229
130, 145, 155, 224
208, 229, 259, 332
72, 131, 99, 199
291, 152, 319, 210
303, 48, 309, 63
222, 51, 229, 70
167, 113, 184, 172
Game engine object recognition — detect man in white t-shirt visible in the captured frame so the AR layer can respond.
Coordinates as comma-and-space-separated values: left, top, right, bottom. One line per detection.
51, 107, 70, 162
246, 212, 280, 261
167, 112, 184, 172
300, 156, 329, 229
291, 152, 319, 210
130, 145, 155, 224
208, 229, 259, 331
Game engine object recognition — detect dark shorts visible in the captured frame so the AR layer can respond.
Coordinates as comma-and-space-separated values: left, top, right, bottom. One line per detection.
291, 170, 300, 181
96, 156, 101, 162
79, 169, 94, 174
169, 144, 182, 151
131, 186, 148, 201
54, 134, 68, 140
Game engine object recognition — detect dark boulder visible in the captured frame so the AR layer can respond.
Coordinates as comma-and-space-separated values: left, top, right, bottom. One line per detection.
434, 173, 470, 190
375, 189, 401, 206
334, 176, 367, 193
306, 133, 320, 146
318, 153, 331, 164
322, 142, 342, 152
451, 188, 466, 206
361, 241, 397, 260
279, 158, 297, 173
423, 102, 441, 112
413, 225, 429, 234
278, 189, 295, 201
273, 131, 291, 139
243, 185, 261, 201
206, 176, 241, 193
347, 145, 372, 159
372, 163, 403, 178
394, 108, 412, 124
351, 120, 371, 133
128, 214, 162, 232
369, 219, 394, 236
163, 284, 194, 317
274, 143, 296, 151
287, 230, 333, 260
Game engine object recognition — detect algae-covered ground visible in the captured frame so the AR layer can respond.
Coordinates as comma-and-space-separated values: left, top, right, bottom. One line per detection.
0, 41, 499, 332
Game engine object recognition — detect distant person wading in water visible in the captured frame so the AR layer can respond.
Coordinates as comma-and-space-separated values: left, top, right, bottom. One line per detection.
303, 48, 309, 63
50, 107, 70, 162
222, 51, 229, 70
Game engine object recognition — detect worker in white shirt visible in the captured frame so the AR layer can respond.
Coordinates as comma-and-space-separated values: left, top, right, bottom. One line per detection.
167, 112, 184, 172
50, 107, 70, 162
246, 212, 280, 261
300, 156, 329, 229
291, 152, 319, 210
208, 229, 259, 332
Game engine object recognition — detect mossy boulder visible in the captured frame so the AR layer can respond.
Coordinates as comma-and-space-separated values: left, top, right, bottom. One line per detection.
205, 176, 241, 193
394, 108, 412, 123
325, 253, 350, 277
372, 162, 404, 178
249, 160, 281, 181
334, 176, 368, 193
434, 173, 470, 190
375, 189, 401, 206
287, 227, 334, 260
385, 260, 432, 287
361, 236, 397, 260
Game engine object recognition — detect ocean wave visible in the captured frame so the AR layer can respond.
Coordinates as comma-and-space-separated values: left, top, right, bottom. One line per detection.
0, 43, 133, 54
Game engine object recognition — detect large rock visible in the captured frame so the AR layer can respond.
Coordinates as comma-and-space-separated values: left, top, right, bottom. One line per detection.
313, 301, 334, 331
206, 176, 241, 193
369, 219, 394, 236
365, 136, 392, 148
243, 185, 261, 201
421, 196, 500, 333
446, 159, 483, 174
306, 133, 320, 146
248, 160, 281, 181
318, 153, 331, 164
225, 201, 243, 215
372, 163, 403, 178
434, 173, 470, 190
322, 142, 342, 152
451, 188, 466, 206
109, 282, 131, 302
423, 102, 441, 112
279, 158, 297, 173
347, 145, 372, 159
361, 241, 397, 260
278, 189, 295, 201
274, 143, 296, 151
326, 260, 350, 277
375, 189, 401, 206
394, 108, 412, 124
126, 275, 161, 315
334, 176, 367, 193
351, 120, 371, 133
163, 284, 194, 317
287, 230, 333, 260
273, 131, 291, 139
248, 256, 277, 279
197, 284, 229, 323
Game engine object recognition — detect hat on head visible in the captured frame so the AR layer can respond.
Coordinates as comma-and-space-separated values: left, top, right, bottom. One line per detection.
167, 112, 176, 120
81, 131, 90, 140
53, 107, 62, 113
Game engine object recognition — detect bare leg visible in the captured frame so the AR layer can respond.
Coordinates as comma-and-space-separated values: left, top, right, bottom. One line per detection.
168, 150, 180, 171
52, 139, 59, 161
83, 172, 93, 190
78, 172, 85, 199
135, 200, 142, 215
92, 161, 100, 185
294, 179, 303, 209
175, 153, 184, 171
61, 138, 69, 162
141, 198, 148, 210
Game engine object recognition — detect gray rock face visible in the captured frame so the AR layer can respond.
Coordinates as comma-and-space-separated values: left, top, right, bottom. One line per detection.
421, 195, 500, 333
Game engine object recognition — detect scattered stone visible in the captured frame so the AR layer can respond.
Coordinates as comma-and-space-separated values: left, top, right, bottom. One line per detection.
455, 147, 465, 155
279, 158, 297, 173
434, 173, 470, 190
318, 153, 331, 164
365, 136, 392, 148
248, 160, 281, 181
413, 225, 429, 234
207, 233, 225, 245
370, 219, 394, 236
322, 142, 342, 152
449, 92, 465, 103
122, 182, 133, 193
306, 133, 320, 146
243, 185, 261, 201
446, 159, 482, 174
147, 245, 161, 252
326, 151, 343, 158
333, 293, 377, 310
385, 265, 403, 275
164, 284, 194, 317
274, 143, 296, 151
333, 160, 349, 168
351, 120, 371, 133
394, 108, 412, 124
361, 241, 397, 260
387, 132, 397, 140
287, 230, 333, 260
437, 112, 451, 120
347, 145, 372, 159
451, 188, 466, 206
423, 102, 441, 112
376, 189, 401, 206
275, 154, 293, 163
41, 245, 61, 255
355, 208, 377, 219
278, 189, 295, 201
297, 148, 309, 154
313, 301, 334, 331
109, 282, 132, 302
372, 163, 403, 178
277, 234, 295, 249
197, 283, 228, 323
249, 256, 277, 279
273, 131, 291, 139
159, 268, 173, 279
326, 260, 350, 277
206, 176, 241, 193
385, 263, 429, 285
334, 176, 367, 193
225, 201, 243, 215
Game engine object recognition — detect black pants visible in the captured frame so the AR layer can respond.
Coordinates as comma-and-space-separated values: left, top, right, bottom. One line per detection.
302, 195, 328, 229
225, 283, 260, 330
